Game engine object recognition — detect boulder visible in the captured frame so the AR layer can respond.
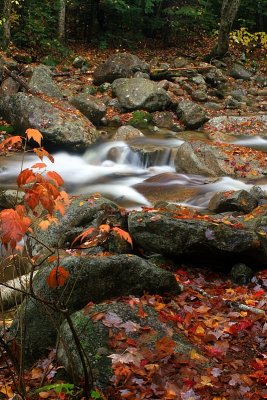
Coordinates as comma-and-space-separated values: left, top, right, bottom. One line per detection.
28, 65, 63, 99
112, 78, 170, 112
208, 190, 258, 214
229, 63, 253, 80
0, 93, 98, 151
70, 94, 106, 125
93, 53, 149, 85
128, 208, 267, 265
57, 301, 192, 387
175, 140, 267, 179
10, 254, 181, 365
176, 100, 208, 129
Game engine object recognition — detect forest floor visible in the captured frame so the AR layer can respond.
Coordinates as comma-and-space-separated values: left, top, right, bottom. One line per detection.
0, 36, 267, 399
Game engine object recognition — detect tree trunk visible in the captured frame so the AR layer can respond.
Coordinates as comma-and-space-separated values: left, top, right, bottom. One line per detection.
2, 0, 12, 48
58, 0, 66, 42
206, 0, 241, 60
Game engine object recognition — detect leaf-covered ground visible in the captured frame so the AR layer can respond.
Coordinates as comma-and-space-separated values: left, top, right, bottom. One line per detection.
1, 265, 266, 399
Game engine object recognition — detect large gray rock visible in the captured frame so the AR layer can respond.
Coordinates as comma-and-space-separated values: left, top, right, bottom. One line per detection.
175, 141, 267, 179
176, 100, 208, 129
0, 93, 98, 151
28, 65, 63, 99
229, 63, 253, 80
93, 53, 149, 85
128, 208, 267, 265
57, 301, 193, 386
10, 254, 181, 365
112, 78, 170, 112
70, 94, 106, 125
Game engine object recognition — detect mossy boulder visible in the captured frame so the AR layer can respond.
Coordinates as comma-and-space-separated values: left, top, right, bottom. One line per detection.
57, 301, 194, 387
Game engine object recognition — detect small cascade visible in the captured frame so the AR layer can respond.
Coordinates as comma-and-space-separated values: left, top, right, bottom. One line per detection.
0, 135, 267, 209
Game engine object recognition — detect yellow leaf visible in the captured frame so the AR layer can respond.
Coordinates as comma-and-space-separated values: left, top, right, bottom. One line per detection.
195, 326, 205, 335
200, 375, 213, 387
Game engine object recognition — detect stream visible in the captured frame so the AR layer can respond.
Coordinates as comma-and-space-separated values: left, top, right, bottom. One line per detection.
1, 134, 267, 209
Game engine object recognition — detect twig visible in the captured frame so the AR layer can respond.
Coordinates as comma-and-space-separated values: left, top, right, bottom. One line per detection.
192, 286, 265, 315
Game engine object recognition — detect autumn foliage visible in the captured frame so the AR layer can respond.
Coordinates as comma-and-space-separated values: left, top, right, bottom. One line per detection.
0, 129, 69, 250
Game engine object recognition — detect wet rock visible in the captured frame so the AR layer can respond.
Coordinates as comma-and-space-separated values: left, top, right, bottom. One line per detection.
208, 190, 258, 214
113, 125, 144, 141
10, 254, 181, 365
230, 263, 253, 284
28, 65, 63, 99
0, 93, 98, 151
93, 53, 149, 85
176, 100, 208, 129
57, 300, 191, 387
230, 63, 253, 80
112, 78, 170, 112
128, 208, 267, 265
70, 94, 107, 125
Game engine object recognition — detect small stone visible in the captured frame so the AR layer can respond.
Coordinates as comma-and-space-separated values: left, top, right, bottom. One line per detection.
230, 263, 253, 284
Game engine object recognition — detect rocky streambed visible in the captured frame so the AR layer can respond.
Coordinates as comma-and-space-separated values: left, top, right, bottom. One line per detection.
0, 50, 267, 390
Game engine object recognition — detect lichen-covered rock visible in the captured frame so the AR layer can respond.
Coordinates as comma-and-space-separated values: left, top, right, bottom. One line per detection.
176, 100, 208, 129
93, 53, 149, 85
57, 301, 193, 387
10, 254, 181, 365
0, 93, 98, 151
70, 94, 106, 125
112, 78, 170, 112
208, 190, 258, 214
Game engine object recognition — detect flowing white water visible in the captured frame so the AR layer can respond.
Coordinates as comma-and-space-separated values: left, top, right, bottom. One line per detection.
0, 137, 266, 208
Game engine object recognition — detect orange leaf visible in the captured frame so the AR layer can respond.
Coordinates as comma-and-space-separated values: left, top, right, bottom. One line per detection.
26, 128, 43, 146
99, 224, 111, 233
112, 227, 133, 247
72, 227, 95, 246
156, 336, 176, 357
31, 162, 47, 169
0, 207, 31, 248
46, 266, 69, 288
0, 135, 22, 150
33, 147, 54, 162
46, 171, 64, 186
24, 189, 39, 210
17, 168, 36, 187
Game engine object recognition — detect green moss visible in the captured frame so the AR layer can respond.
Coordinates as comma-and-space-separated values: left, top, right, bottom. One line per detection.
128, 111, 152, 129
